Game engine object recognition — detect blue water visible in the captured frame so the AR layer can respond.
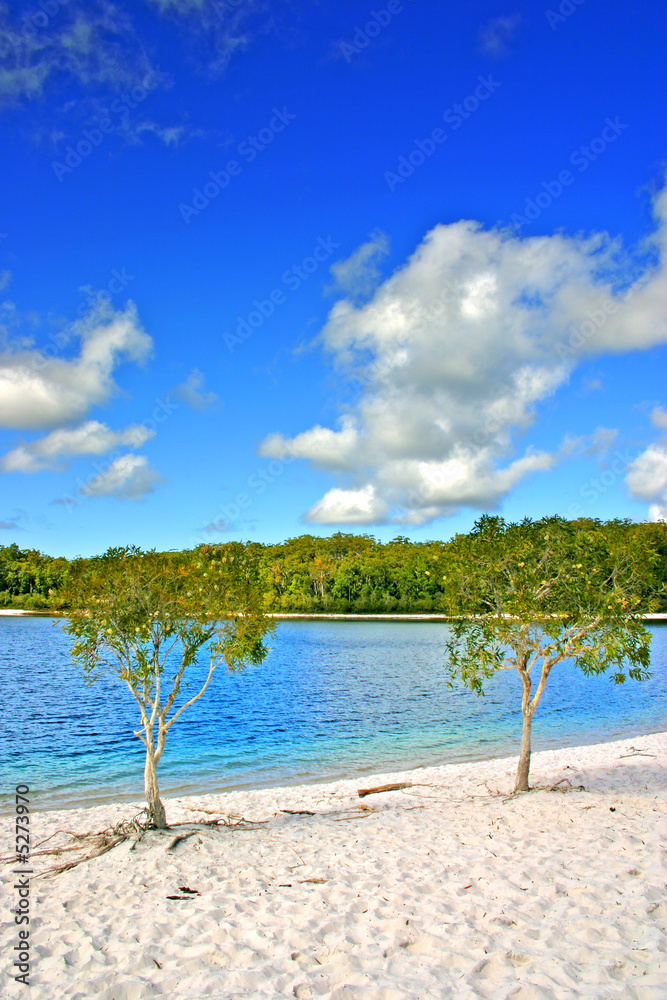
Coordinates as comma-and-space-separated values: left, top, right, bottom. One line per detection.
1, 617, 666, 812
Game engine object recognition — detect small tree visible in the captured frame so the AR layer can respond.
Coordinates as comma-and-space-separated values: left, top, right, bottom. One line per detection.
61, 544, 274, 828
444, 516, 655, 793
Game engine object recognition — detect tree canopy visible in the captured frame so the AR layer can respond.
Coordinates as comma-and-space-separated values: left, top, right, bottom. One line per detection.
59, 543, 274, 827
444, 515, 656, 790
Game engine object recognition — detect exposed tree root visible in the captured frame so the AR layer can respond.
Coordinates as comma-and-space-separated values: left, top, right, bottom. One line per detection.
1, 809, 267, 879
503, 777, 586, 802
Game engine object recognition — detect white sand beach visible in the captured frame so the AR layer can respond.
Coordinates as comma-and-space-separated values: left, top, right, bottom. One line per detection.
3, 733, 666, 1000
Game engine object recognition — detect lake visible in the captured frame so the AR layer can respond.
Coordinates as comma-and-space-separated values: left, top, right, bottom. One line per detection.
1, 617, 666, 812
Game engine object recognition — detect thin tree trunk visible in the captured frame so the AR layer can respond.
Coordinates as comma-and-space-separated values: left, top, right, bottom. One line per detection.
144, 740, 167, 828
514, 709, 533, 792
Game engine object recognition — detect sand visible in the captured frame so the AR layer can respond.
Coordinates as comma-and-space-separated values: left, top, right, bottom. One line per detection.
3, 733, 666, 1000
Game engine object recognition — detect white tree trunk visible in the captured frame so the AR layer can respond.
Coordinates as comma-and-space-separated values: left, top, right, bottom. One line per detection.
144, 737, 167, 828
514, 709, 533, 793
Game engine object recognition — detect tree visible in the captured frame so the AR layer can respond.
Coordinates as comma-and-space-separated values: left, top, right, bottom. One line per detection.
444, 516, 655, 793
61, 544, 274, 828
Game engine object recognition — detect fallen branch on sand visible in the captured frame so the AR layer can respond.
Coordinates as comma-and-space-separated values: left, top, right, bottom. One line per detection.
358, 781, 413, 798
619, 747, 657, 758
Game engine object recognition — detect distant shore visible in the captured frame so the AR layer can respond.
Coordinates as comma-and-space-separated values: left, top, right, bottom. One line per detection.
2, 608, 667, 620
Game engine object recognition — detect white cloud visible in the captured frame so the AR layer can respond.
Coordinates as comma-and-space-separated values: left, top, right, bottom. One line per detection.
80, 454, 163, 500
0, 269, 11, 290
328, 231, 390, 300
305, 486, 390, 526
625, 405, 667, 521
2, 420, 154, 473
560, 427, 618, 458
174, 368, 220, 410
261, 182, 667, 526
0, 300, 152, 430
129, 120, 206, 146
650, 406, 667, 431
479, 14, 522, 57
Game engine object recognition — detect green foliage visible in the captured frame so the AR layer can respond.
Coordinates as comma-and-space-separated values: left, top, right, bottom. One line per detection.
60, 543, 273, 687
57, 543, 274, 827
444, 515, 654, 693
442, 516, 656, 791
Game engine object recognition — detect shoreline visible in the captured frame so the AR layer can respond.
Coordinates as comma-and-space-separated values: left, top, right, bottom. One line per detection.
2, 732, 665, 999
2, 608, 667, 620
7, 726, 667, 818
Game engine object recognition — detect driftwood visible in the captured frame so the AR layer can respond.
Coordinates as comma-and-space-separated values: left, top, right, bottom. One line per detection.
357, 781, 412, 798
281, 809, 315, 816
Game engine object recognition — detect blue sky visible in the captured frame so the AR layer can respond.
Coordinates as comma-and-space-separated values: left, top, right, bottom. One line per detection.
1, 0, 666, 557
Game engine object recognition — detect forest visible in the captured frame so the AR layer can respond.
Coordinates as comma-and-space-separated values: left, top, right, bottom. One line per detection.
1, 517, 666, 614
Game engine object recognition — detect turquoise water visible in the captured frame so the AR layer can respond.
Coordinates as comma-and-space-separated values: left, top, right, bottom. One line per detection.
1, 617, 666, 811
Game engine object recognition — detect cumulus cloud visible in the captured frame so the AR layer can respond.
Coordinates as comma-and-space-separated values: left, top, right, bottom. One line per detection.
260, 183, 667, 526
626, 407, 667, 521
174, 368, 220, 410
305, 486, 390, 526
479, 14, 522, 57
2, 420, 154, 473
0, 300, 152, 430
80, 454, 163, 500
328, 231, 390, 300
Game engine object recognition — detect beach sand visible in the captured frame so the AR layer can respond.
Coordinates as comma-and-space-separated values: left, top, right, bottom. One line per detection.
3, 733, 666, 999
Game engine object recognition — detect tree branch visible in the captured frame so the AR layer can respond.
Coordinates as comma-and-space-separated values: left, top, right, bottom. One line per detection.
164, 653, 218, 731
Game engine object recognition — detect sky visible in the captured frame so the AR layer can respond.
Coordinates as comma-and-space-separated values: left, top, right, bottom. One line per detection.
0, 0, 666, 558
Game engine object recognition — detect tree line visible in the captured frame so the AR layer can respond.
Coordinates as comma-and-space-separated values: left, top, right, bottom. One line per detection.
1, 517, 666, 614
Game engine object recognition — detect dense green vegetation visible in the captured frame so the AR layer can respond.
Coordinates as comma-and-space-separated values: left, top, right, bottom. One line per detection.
1, 518, 666, 614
